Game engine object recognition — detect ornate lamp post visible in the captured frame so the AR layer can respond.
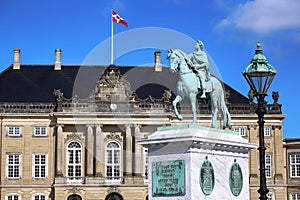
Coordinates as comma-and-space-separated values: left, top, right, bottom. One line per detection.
243, 43, 277, 200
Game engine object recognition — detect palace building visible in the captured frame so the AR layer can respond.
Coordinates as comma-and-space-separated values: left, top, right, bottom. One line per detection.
284, 138, 300, 200
0, 47, 296, 200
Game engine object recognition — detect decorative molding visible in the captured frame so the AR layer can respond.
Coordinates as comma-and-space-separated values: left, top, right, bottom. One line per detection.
272, 125, 281, 130
249, 125, 257, 130
104, 132, 122, 143
106, 186, 121, 195
66, 186, 85, 194
64, 132, 85, 144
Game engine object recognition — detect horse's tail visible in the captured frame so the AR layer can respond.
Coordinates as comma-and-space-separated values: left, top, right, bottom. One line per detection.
220, 92, 231, 128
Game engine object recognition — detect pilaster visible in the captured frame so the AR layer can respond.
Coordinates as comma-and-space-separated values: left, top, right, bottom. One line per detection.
86, 124, 94, 177
125, 124, 133, 176
95, 124, 103, 177
56, 124, 64, 177
273, 125, 285, 183
134, 124, 143, 177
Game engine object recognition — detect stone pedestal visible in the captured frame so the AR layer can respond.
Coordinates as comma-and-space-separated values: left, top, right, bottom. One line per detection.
139, 125, 256, 200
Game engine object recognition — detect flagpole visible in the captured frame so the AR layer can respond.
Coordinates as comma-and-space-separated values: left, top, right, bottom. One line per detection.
111, 9, 114, 65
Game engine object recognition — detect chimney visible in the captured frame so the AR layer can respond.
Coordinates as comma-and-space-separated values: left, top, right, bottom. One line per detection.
154, 51, 162, 71
13, 48, 20, 70
54, 49, 62, 70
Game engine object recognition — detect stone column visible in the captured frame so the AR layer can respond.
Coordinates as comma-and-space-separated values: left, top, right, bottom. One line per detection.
95, 125, 103, 177
56, 124, 63, 176
134, 124, 142, 176
86, 124, 94, 176
125, 124, 133, 176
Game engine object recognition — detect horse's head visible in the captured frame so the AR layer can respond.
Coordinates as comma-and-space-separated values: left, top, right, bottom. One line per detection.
167, 49, 181, 73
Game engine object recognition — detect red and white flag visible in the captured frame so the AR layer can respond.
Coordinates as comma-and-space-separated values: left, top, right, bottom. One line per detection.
112, 10, 128, 27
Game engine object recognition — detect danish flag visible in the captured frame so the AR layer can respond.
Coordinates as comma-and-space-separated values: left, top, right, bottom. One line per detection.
112, 10, 128, 27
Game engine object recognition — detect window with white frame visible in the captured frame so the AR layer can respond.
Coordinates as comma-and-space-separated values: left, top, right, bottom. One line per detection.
106, 141, 121, 182
233, 127, 247, 136
67, 141, 82, 183
34, 127, 47, 136
7, 127, 21, 136
290, 154, 300, 177
290, 193, 300, 200
265, 154, 272, 178
264, 127, 271, 137
267, 192, 275, 200
33, 154, 48, 179
144, 148, 148, 181
6, 194, 20, 200
32, 194, 47, 200
7, 154, 21, 179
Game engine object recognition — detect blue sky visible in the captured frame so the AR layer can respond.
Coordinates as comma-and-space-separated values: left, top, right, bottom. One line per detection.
0, 0, 299, 138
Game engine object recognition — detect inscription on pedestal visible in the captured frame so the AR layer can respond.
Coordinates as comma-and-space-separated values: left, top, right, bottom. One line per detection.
152, 160, 185, 197
229, 159, 243, 196
199, 156, 215, 195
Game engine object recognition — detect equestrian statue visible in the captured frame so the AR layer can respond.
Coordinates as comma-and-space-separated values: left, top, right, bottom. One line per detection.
167, 40, 231, 128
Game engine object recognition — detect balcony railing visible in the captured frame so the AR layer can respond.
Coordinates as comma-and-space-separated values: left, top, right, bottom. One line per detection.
66, 177, 84, 185
0, 101, 282, 115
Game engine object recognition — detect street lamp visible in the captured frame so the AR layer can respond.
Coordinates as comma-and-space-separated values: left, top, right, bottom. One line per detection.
243, 42, 277, 200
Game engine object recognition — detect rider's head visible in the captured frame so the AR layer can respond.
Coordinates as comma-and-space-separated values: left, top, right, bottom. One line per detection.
196, 40, 204, 50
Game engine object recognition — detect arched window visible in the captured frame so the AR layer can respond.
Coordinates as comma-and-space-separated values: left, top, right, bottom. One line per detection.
106, 141, 121, 183
67, 141, 82, 184
67, 194, 82, 200
105, 192, 123, 200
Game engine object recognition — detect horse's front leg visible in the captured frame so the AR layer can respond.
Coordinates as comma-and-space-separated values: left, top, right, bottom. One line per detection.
189, 93, 197, 125
173, 95, 183, 121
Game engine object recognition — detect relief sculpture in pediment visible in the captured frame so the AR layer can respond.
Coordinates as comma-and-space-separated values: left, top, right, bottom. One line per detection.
94, 67, 132, 102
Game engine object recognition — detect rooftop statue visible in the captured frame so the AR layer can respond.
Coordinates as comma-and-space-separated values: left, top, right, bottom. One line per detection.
167, 40, 231, 128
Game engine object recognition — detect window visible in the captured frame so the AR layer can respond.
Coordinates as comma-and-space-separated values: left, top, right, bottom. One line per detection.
6, 194, 20, 200
34, 127, 47, 136
290, 193, 300, 200
233, 127, 247, 136
33, 194, 47, 200
7, 154, 21, 179
106, 141, 121, 182
290, 154, 300, 177
7, 127, 21, 136
264, 127, 271, 137
265, 154, 272, 178
67, 141, 82, 184
267, 192, 275, 200
33, 154, 48, 179
144, 148, 148, 182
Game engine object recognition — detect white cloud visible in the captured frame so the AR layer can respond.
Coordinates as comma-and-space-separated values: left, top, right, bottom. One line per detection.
216, 0, 300, 34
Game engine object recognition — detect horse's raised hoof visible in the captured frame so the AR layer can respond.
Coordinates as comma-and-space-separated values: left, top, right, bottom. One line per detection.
177, 115, 183, 121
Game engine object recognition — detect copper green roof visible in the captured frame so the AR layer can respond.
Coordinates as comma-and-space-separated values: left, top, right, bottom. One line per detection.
243, 42, 277, 75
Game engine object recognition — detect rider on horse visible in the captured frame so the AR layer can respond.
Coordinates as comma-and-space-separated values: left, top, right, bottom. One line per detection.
185, 40, 211, 98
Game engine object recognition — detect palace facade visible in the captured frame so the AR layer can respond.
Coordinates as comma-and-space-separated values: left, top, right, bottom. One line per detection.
0, 48, 297, 200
